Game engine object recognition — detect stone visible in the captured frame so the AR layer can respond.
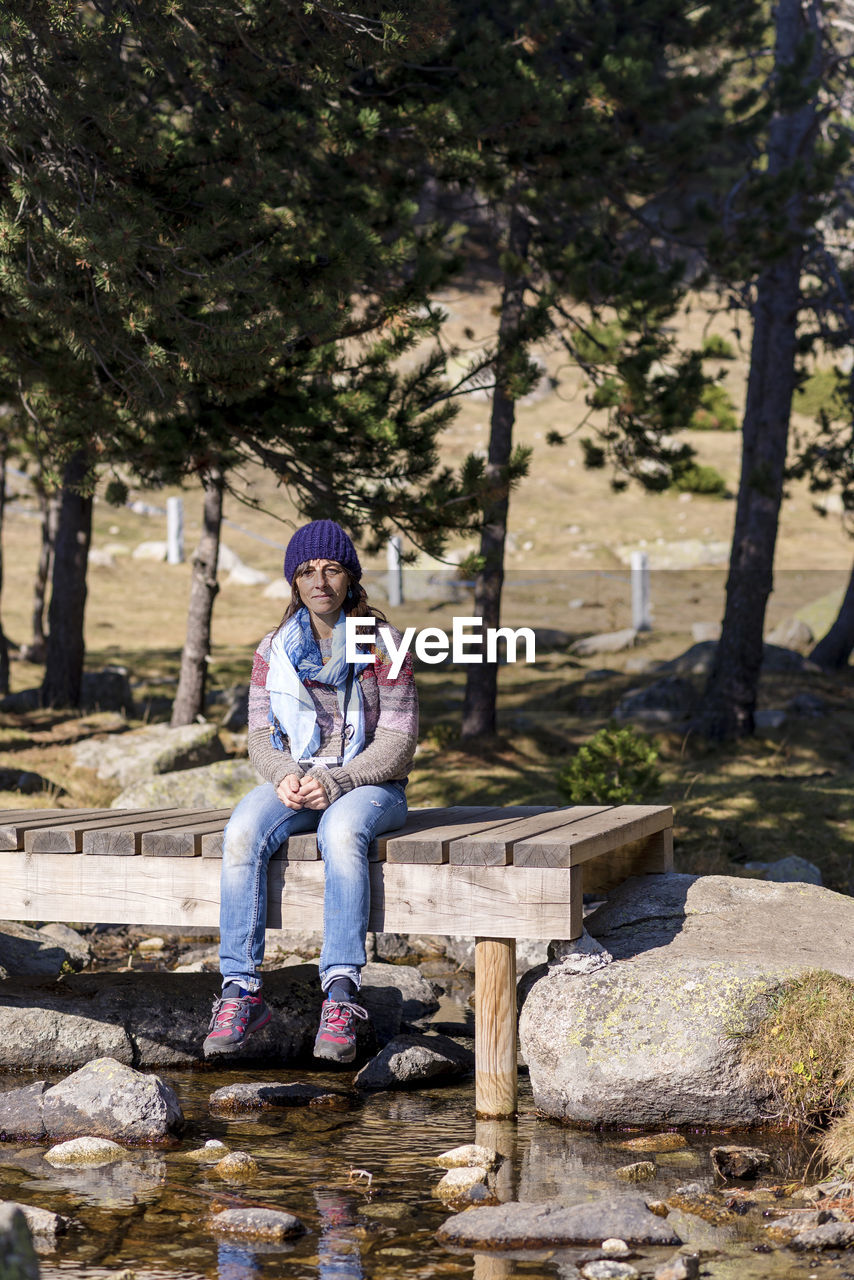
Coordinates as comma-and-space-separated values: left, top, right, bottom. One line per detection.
0, 1204, 70, 1244
435, 1167, 489, 1198
80, 668, 134, 715
73, 721, 226, 789
615, 1162, 656, 1182
111, 758, 261, 810
136, 937, 165, 954
581, 1263, 638, 1280
358, 963, 440, 1042
354, 1033, 473, 1089
616, 540, 729, 571
657, 641, 812, 679
615, 1135, 688, 1154
436, 1196, 681, 1249
44, 1137, 127, 1165
710, 1146, 772, 1179
754, 708, 786, 731
520, 872, 854, 1126
221, 685, 249, 731
435, 1144, 501, 1171
654, 1257, 699, 1280
226, 563, 270, 587
570, 629, 638, 657
37, 925, 91, 971
614, 677, 697, 726
766, 617, 813, 652
790, 1221, 854, 1250
214, 1152, 258, 1180
760, 856, 822, 887
0, 770, 55, 796
0, 923, 72, 979
41, 1058, 183, 1143
181, 1140, 229, 1163
442, 936, 548, 976
209, 1082, 333, 1113
210, 1208, 305, 1241
132, 541, 168, 560
0, 1083, 48, 1141
0, 1204, 39, 1280
88, 548, 116, 568
690, 622, 720, 643
601, 1239, 631, 1257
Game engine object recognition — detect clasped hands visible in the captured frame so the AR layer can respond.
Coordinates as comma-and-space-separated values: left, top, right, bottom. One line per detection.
277, 772, 329, 811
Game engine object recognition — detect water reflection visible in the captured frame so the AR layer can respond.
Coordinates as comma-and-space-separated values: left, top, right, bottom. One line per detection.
316, 1191, 363, 1280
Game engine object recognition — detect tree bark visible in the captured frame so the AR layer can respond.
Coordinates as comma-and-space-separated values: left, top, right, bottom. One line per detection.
809, 562, 854, 669
461, 209, 531, 740
171, 467, 224, 726
695, 0, 822, 740
0, 446, 10, 696
29, 480, 58, 663
41, 450, 93, 708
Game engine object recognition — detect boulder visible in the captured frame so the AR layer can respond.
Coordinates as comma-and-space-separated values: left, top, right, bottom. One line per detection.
37, 925, 91, 971
209, 1082, 333, 1113
0, 963, 436, 1070
111, 758, 261, 810
80, 667, 134, 715
221, 685, 249, 731
0, 1204, 70, 1246
742, 856, 822, 886
570, 629, 638, 657
657, 641, 813, 679
40, 1058, 183, 1143
210, 1208, 305, 1241
355, 1032, 473, 1090
0, 1204, 39, 1280
0, 1083, 48, 1142
790, 1221, 854, 1250
132, 541, 168, 560
690, 622, 720, 643
0, 924, 72, 979
766, 617, 813, 652
73, 722, 226, 789
436, 1195, 681, 1249
614, 677, 697, 725
226, 563, 271, 587
45, 1137, 128, 1166
519, 873, 854, 1126
442, 936, 548, 975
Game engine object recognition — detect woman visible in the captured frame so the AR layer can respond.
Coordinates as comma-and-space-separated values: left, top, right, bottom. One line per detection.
203, 519, 417, 1063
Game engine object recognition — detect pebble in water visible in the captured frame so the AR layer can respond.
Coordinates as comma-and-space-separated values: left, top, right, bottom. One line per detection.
45, 1137, 127, 1166
213, 1152, 259, 1181
601, 1238, 631, 1257
616, 1134, 688, 1154
434, 1166, 489, 1199
180, 1140, 229, 1163
654, 1255, 700, 1280
581, 1261, 639, 1279
210, 1207, 304, 1241
435, 1143, 501, 1171
615, 1161, 656, 1182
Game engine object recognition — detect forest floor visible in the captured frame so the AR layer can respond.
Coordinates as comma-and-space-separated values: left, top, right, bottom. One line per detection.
2, 287, 853, 892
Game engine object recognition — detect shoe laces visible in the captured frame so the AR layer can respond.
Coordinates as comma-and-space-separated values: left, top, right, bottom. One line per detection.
209, 994, 252, 1033
321, 999, 368, 1035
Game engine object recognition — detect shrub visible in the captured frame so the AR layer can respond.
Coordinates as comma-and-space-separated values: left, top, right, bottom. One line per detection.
794, 369, 847, 419
689, 383, 738, 431
701, 334, 736, 360
672, 462, 727, 496
557, 724, 661, 805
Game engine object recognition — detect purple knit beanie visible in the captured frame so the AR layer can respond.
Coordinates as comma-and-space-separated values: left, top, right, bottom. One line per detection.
284, 519, 362, 584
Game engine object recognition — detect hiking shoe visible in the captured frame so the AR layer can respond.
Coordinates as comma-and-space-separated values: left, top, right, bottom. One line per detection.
313, 998, 368, 1064
203, 988, 271, 1057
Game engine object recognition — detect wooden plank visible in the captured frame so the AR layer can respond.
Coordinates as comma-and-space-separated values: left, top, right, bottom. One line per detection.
23, 807, 228, 854
582, 828, 674, 894
1, 853, 584, 939
140, 815, 233, 858
386, 806, 552, 865
0, 807, 113, 851
84, 809, 232, 856
512, 805, 673, 869
451, 806, 612, 867
475, 938, 517, 1119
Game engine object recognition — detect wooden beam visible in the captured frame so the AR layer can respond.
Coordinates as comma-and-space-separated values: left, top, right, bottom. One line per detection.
450, 806, 611, 867
512, 805, 672, 868
385, 806, 551, 865
84, 809, 232, 856
475, 938, 517, 1119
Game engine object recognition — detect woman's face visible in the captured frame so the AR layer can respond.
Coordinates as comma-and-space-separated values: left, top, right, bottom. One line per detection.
297, 559, 349, 617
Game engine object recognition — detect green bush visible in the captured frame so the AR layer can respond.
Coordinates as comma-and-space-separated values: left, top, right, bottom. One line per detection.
557, 724, 661, 805
701, 334, 736, 360
672, 462, 727, 496
794, 369, 846, 419
689, 383, 738, 431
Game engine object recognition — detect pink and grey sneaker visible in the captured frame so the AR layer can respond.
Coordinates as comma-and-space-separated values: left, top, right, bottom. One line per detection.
203, 984, 272, 1057
313, 998, 368, 1064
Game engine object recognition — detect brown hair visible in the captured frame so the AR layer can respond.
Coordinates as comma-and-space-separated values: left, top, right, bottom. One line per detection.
277, 561, 387, 633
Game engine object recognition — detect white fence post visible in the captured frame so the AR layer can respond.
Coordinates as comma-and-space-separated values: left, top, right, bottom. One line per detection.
630, 550, 651, 632
166, 496, 184, 565
387, 535, 403, 607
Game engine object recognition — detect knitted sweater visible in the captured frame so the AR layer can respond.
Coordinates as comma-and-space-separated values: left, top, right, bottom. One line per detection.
248, 621, 418, 804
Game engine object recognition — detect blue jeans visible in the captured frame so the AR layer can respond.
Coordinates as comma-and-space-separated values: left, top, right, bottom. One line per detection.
219, 780, 407, 993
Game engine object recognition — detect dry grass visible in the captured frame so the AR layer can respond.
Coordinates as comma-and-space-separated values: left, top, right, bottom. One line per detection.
739, 971, 854, 1131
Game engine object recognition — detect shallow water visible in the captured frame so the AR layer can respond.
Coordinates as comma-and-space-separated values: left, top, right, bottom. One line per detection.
1, 1065, 849, 1280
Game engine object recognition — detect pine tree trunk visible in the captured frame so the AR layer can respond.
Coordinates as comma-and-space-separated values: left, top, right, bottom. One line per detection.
29, 481, 58, 663
695, 0, 821, 741
461, 209, 530, 740
171, 467, 224, 726
809, 562, 854, 669
41, 450, 93, 708
0, 447, 9, 696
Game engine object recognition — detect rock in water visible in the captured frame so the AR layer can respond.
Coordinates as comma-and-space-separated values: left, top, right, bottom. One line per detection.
789, 1221, 854, 1251
615, 1162, 657, 1182
0, 1203, 71, 1246
209, 1081, 333, 1113
581, 1263, 639, 1280
436, 1196, 681, 1249
654, 1257, 700, 1280
354, 1033, 473, 1089
41, 1058, 183, 1143
214, 1152, 258, 1180
0, 1083, 48, 1142
519, 873, 854, 1126
210, 1208, 305, 1241
435, 1144, 501, 1171
434, 1167, 489, 1199
710, 1146, 772, 1180
0, 1205, 39, 1280
44, 1137, 127, 1166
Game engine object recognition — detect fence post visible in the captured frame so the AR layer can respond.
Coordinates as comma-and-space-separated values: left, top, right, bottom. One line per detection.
631, 549, 651, 631
166, 496, 184, 565
387, 535, 403, 607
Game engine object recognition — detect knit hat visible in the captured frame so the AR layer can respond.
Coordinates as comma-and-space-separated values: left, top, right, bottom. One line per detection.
284, 519, 362, 584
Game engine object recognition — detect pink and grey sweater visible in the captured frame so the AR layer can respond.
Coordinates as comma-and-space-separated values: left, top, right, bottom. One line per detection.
248, 622, 418, 804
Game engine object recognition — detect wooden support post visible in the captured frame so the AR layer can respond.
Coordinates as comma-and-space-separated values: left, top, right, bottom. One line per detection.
475, 937, 517, 1119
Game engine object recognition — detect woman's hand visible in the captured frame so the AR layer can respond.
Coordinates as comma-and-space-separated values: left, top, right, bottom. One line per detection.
298, 775, 329, 811
277, 774, 304, 810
